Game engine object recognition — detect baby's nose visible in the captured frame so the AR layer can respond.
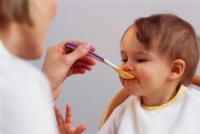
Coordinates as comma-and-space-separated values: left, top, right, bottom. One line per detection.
121, 63, 134, 72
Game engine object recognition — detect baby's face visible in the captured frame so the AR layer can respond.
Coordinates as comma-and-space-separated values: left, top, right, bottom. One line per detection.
119, 26, 172, 97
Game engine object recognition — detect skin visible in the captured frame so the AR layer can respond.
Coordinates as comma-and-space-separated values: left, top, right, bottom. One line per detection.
42, 41, 96, 100
0, 0, 96, 99
0, 0, 96, 133
55, 105, 86, 134
119, 26, 185, 106
53, 25, 186, 134
0, 0, 58, 59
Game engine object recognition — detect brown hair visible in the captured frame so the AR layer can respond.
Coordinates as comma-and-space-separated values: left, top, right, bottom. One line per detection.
0, 0, 33, 25
123, 13, 199, 86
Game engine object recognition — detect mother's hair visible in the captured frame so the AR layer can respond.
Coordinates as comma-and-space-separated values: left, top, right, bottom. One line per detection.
0, 0, 33, 26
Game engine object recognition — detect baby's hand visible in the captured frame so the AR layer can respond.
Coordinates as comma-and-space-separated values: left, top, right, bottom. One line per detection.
54, 105, 86, 134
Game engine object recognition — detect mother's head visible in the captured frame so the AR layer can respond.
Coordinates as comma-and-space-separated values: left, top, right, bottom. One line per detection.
0, 0, 57, 59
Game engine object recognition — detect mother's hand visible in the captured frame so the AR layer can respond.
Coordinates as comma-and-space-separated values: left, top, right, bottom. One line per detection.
42, 41, 96, 100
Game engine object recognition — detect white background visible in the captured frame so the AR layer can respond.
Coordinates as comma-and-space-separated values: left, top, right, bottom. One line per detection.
32, 0, 200, 133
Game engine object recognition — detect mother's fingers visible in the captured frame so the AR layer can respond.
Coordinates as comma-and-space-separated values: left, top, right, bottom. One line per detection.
67, 68, 87, 77
79, 56, 96, 65
64, 41, 96, 55
67, 40, 96, 51
73, 61, 93, 71
64, 44, 92, 64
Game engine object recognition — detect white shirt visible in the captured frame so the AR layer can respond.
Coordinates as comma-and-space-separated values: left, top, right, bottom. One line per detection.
0, 41, 58, 134
98, 85, 200, 134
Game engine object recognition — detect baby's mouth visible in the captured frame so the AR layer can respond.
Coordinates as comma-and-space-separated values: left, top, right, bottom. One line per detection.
123, 77, 140, 83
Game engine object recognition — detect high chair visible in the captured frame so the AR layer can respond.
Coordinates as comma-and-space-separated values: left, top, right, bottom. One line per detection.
99, 75, 200, 128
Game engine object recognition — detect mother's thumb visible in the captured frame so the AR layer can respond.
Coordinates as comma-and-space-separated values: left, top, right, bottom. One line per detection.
66, 44, 91, 63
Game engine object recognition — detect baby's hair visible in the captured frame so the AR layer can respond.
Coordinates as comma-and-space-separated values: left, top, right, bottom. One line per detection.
0, 0, 33, 26
123, 13, 199, 85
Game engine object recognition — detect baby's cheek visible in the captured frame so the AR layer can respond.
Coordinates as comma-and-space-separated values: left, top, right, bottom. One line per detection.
138, 69, 152, 82
119, 76, 125, 86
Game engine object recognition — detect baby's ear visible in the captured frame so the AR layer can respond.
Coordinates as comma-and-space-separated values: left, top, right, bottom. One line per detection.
168, 59, 186, 81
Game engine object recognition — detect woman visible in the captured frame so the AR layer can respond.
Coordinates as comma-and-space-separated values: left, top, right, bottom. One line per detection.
0, 0, 95, 133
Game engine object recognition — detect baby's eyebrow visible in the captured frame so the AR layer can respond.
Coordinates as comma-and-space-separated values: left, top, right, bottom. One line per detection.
134, 51, 148, 56
121, 50, 148, 56
120, 50, 126, 55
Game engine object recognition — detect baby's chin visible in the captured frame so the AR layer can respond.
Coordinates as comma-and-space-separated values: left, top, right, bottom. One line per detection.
123, 82, 144, 96
119, 77, 142, 96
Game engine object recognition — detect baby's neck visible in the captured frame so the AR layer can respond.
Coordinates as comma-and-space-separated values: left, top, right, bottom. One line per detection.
141, 85, 180, 107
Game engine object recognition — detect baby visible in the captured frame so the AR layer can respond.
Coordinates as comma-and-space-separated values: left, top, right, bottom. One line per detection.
56, 13, 200, 134
98, 13, 200, 134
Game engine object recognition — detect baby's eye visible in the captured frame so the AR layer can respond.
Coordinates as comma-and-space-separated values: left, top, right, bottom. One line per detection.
136, 58, 148, 63
121, 58, 128, 63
